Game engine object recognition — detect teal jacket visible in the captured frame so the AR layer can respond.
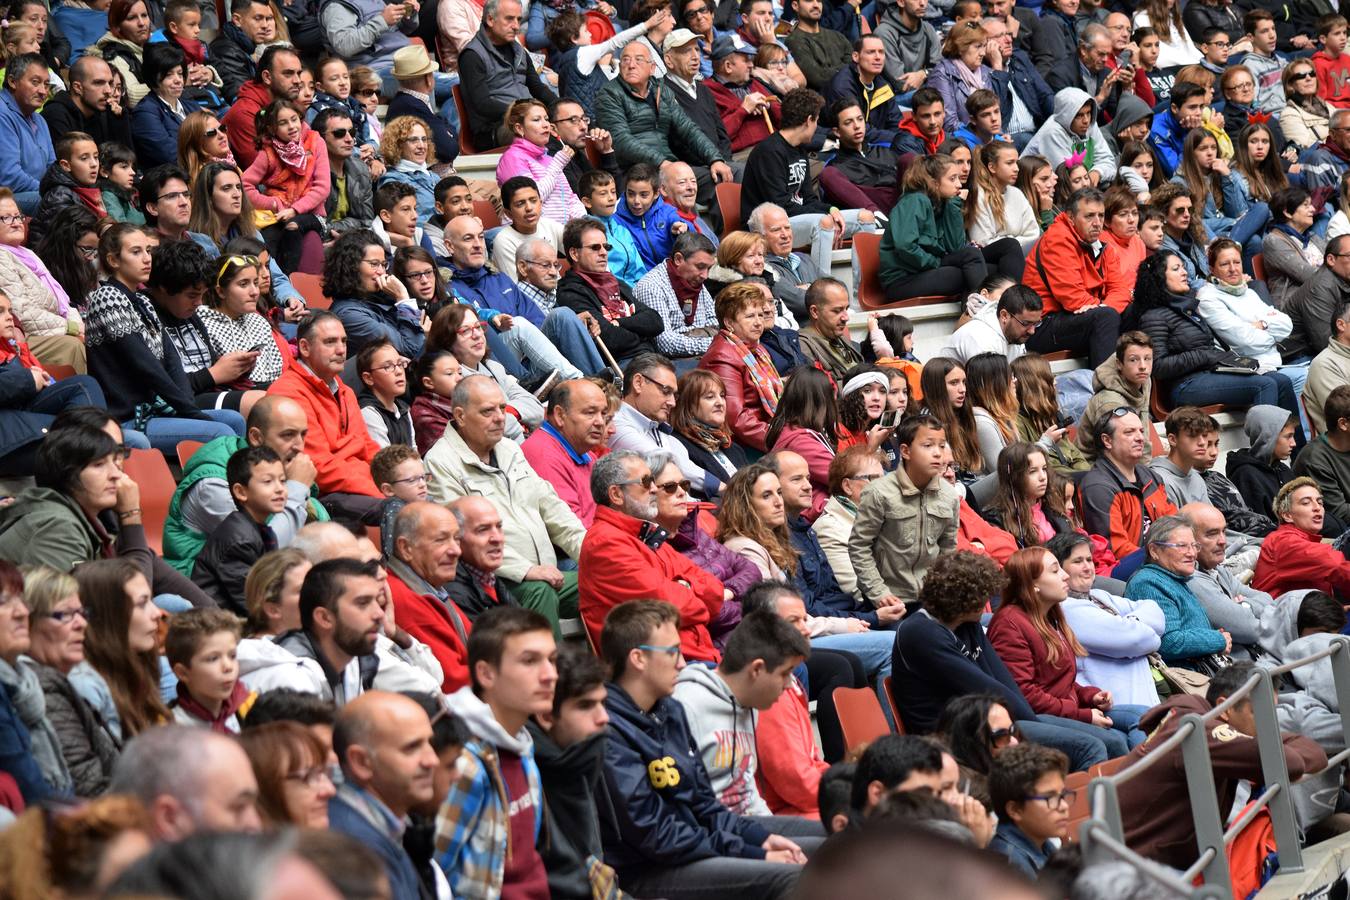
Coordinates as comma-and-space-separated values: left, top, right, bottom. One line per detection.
1124, 562, 1227, 663
878, 191, 967, 285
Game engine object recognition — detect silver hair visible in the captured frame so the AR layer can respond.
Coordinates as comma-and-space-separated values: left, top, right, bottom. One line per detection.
290, 521, 361, 563
519, 237, 556, 265
1079, 22, 1109, 46
643, 449, 679, 481
109, 726, 237, 823
1143, 515, 1194, 559
591, 449, 645, 505
746, 202, 787, 235
1071, 862, 1187, 900
483, 0, 516, 18
450, 373, 498, 410
391, 502, 428, 559
110, 830, 300, 900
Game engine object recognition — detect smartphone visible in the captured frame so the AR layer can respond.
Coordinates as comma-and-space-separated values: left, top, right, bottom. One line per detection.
249, 342, 270, 353
879, 409, 902, 429
1118, 49, 1132, 67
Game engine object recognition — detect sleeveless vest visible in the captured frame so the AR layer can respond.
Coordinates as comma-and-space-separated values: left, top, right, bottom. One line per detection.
320, 0, 409, 69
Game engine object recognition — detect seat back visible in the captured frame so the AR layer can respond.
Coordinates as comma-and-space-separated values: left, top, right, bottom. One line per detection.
1251, 252, 1267, 283
45, 364, 77, 380
452, 84, 480, 154
854, 232, 954, 310
1062, 769, 1093, 843
882, 676, 905, 734
473, 198, 502, 230
122, 449, 177, 555
290, 272, 329, 310
833, 686, 892, 753
176, 440, 204, 469
715, 181, 742, 237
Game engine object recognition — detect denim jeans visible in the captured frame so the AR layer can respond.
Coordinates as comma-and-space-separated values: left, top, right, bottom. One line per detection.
0, 375, 107, 474
788, 210, 879, 276
1018, 716, 1111, 772
1170, 370, 1298, 423
1107, 703, 1152, 749
127, 409, 245, 454
484, 323, 529, 378
1279, 360, 1312, 436
497, 315, 594, 380
542, 308, 607, 375
12, 190, 38, 215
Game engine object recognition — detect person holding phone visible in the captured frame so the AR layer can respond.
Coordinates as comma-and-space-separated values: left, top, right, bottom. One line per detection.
837, 366, 899, 467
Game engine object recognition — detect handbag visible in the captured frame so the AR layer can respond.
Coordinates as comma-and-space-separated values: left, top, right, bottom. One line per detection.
1151, 654, 1211, 696
1214, 352, 1260, 375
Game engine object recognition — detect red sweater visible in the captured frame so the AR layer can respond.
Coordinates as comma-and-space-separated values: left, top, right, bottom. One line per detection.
755, 675, 826, 817
387, 570, 473, 693
1252, 523, 1350, 598
578, 505, 725, 663
267, 361, 381, 497
957, 499, 1018, 565
986, 604, 1100, 722
1315, 50, 1350, 109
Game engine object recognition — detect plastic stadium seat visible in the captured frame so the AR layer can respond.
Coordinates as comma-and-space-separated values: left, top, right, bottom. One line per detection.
882, 676, 905, 734
473, 199, 502, 230
176, 441, 204, 469
453, 85, 509, 155
45, 364, 77, 380
1062, 769, 1093, 843
290, 272, 329, 310
716, 182, 742, 237
834, 686, 892, 753
854, 232, 954, 310
122, 449, 176, 555
1251, 252, 1266, 283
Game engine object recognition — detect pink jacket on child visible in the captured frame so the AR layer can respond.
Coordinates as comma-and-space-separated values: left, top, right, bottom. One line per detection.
243, 125, 331, 215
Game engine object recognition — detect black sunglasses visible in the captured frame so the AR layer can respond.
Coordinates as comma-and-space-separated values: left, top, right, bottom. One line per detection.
328, 127, 352, 138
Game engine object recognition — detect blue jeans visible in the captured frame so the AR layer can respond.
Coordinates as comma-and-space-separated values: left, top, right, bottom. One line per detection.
1171, 370, 1298, 423
122, 428, 150, 450
1023, 714, 1127, 769
1108, 703, 1152, 749
126, 409, 245, 454
0, 375, 107, 474
542, 308, 606, 376
12, 190, 38, 215
484, 324, 529, 379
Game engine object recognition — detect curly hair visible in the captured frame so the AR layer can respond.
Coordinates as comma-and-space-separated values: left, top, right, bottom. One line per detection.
989, 742, 1069, 823
717, 463, 799, 576
188, 161, 257, 245
380, 115, 437, 168
917, 550, 1002, 623
1132, 249, 1186, 315
321, 228, 384, 300
1150, 181, 1208, 244
838, 364, 886, 434
713, 280, 768, 328
0, 794, 151, 900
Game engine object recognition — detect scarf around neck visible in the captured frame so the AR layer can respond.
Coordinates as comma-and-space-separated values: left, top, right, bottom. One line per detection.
395, 158, 430, 176
271, 135, 310, 176
951, 58, 986, 95
1275, 222, 1312, 248
687, 416, 732, 452
0, 657, 73, 792
665, 257, 703, 324
74, 184, 107, 218
174, 34, 207, 65
721, 328, 782, 416
576, 268, 629, 321
1210, 276, 1250, 296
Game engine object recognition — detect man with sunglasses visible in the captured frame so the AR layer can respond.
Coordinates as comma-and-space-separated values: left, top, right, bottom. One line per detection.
521, 378, 608, 526
1079, 407, 1177, 570
316, 108, 375, 240
556, 217, 664, 362
580, 449, 730, 665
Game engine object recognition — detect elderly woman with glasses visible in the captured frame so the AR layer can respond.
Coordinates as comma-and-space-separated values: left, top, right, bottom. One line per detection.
426, 303, 544, 443
20, 566, 122, 798
698, 282, 783, 452
0, 190, 88, 373
1124, 515, 1233, 669
1253, 477, 1350, 600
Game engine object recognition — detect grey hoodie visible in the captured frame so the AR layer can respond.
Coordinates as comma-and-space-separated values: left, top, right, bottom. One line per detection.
1023, 87, 1117, 185
873, 1, 940, 86
1148, 455, 1210, 508
1245, 404, 1292, 463
445, 684, 534, 756
1107, 93, 1154, 151
672, 664, 771, 817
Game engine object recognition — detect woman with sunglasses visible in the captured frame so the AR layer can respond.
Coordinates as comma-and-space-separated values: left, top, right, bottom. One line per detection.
1048, 531, 1164, 708
177, 111, 235, 185
426, 303, 543, 443
349, 65, 384, 144
0, 191, 88, 373
1280, 62, 1330, 151
21, 565, 121, 798
936, 693, 1023, 808
326, 229, 425, 360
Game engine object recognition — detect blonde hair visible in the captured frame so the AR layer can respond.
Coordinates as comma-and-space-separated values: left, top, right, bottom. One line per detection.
20, 565, 79, 619
381, 115, 438, 167
716, 230, 766, 269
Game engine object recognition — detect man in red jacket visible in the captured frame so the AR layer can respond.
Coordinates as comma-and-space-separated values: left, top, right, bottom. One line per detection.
704, 35, 781, 154
579, 448, 729, 662
385, 501, 474, 693
267, 310, 385, 523
222, 45, 303, 169
1021, 187, 1127, 367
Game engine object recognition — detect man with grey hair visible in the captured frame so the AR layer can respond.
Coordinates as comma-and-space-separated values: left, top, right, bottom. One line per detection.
384, 500, 471, 692
634, 230, 721, 358
1180, 502, 1274, 660
109, 726, 262, 840
749, 201, 822, 322
659, 161, 721, 243
445, 495, 515, 618
578, 448, 730, 661
457, 0, 556, 149
426, 374, 584, 633
611, 351, 725, 497
291, 520, 364, 562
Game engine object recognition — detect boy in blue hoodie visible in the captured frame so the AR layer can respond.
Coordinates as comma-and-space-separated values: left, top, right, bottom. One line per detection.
613, 162, 688, 269
598, 600, 816, 900
581, 169, 648, 287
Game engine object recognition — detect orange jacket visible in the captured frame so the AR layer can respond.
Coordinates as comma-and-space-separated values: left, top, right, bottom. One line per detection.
1023, 211, 1131, 314
755, 675, 826, 817
1080, 460, 1177, 560
266, 361, 381, 497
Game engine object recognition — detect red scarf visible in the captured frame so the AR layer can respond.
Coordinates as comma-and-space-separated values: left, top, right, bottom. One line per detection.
576, 268, 630, 322
73, 185, 107, 218
172, 33, 206, 66
665, 257, 702, 325
174, 679, 252, 734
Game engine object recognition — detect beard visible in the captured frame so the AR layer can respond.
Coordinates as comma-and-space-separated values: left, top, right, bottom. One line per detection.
334, 617, 377, 657
622, 495, 659, 521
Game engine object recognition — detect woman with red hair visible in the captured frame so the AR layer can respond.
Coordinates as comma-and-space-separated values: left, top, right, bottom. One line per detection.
988, 547, 1149, 756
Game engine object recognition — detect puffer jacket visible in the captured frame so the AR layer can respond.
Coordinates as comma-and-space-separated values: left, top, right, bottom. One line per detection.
1080, 457, 1177, 560
88, 32, 148, 106
593, 76, 725, 170
33, 661, 120, 798
1139, 288, 1230, 396
1023, 210, 1131, 314
847, 464, 958, 603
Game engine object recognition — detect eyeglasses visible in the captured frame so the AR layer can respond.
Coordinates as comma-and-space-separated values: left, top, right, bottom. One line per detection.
286, 767, 335, 789
42, 607, 89, 624
392, 472, 429, 487
362, 257, 389, 269
1025, 789, 1077, 810
1205, 40, 1230, 48
0, 214, 22, 225
1155, 541, 1199, 552
370, 358, 411, 373
327, 127, 352, 139
457, 322, 486, 336
524, 258, 563, 271
582, 242, 613, 252
989, 723, 1019, 747
402, 135, 429, 144
553, 113, 590, 127
617, 474, 656, 490
156, 189, 190, 203
766, 58, 789, 68
846, 472, 882, 483
1009, 312, 1040, 330
683, 4, 710, 15
637, 643, 683, 658
638, 372, 677, 397
404, 268, 437, 281
655, 478, 692, 495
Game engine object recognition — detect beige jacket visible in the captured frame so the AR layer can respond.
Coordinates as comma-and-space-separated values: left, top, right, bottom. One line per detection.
847, 466, 958, 603
1304, 338, 1350, 434
0, 249, 79, 338
812, 495, 861, 600
425, 425, 585, 582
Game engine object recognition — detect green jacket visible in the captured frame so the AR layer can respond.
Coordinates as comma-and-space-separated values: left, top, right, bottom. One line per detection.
100, 186, 145, 225
0, 488, 108, 572
593, 76, 725, 171
878, 191, 966, 285
163, 436, 329, 575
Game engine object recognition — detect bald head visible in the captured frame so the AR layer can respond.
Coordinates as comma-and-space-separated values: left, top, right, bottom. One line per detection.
69, 56, 114, 112
445, 214, 488, 269
333, 691, 437, 816
246, 395, 309, 463
1180, 502, 1227, 570
292, 522, 363, 563
393, 501, 461, 585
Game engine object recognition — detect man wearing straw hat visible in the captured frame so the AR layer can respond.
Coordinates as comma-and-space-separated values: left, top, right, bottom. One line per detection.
386, 44, 460, 167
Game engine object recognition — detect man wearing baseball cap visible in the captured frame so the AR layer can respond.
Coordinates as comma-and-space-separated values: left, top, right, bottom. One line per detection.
386, 44, 460, 165
662, 27, 733, 163
705, 33, 781, 155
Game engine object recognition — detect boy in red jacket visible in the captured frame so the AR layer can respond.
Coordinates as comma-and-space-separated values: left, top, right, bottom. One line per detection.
1315, 14, 1350, 109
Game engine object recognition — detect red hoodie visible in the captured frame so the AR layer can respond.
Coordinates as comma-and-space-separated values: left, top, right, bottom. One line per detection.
1252, 523, 1350, 597
896, 116, 944, 156
1314, 49, 1350, 109
223, 79, 274, 169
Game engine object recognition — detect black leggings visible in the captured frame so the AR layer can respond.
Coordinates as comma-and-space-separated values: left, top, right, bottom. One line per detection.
882, 239, 1024, 302
259, 213, 322, 275
806, 647, 867, 763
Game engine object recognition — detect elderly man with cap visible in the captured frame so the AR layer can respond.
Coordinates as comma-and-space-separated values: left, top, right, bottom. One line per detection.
705, 33, 781, 157
385, 44, 459, 166
662, 27, 734, 167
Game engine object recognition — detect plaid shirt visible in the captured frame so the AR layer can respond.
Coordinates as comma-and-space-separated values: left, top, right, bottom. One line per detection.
633, 262, 717, 358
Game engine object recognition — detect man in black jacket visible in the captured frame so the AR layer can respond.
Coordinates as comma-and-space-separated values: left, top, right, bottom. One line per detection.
315, 108, 375, 238
820, 97, 899, 213
385, 45, 459, 166
556, 217, 664, 363
459, 0, 556, 150
662, 28, 734, 165
210, 0, 279, 101
445, 495, 517, 620
40, 57, 133, 147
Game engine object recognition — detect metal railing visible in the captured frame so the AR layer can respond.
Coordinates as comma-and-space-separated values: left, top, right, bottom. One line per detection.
1077, 636, 1350, 899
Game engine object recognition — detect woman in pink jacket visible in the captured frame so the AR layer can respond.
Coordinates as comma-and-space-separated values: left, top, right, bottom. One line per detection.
495, 98, 586, 226
243, 100, 330, 274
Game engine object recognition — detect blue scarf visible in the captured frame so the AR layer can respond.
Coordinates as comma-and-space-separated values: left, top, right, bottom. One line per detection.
1275, 222, 1313, 248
